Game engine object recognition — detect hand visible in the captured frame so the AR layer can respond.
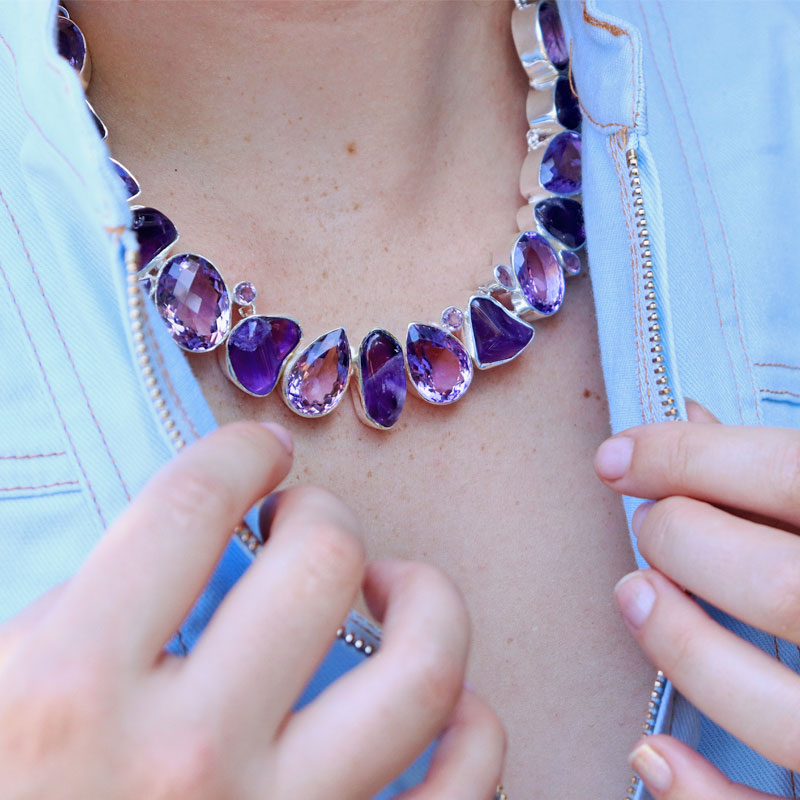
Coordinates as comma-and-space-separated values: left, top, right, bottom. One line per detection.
0, 422, 505, 800
595, 402, 800, 799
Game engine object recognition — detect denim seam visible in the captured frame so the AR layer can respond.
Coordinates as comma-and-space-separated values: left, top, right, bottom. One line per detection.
0, 479, 79, 493
0, 451, 66, 460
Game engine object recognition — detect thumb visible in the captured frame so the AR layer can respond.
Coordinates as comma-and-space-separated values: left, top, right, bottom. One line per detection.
685, 398, 721, 424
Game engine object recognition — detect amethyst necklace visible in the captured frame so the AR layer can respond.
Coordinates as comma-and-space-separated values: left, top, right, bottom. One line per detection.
56, 0, 584, 433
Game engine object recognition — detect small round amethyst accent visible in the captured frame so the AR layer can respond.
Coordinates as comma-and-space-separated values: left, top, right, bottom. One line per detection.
538, 1, 568, 71
110, 158, 140, 199
132, 207, 178, 270
228, 316, 301, 396
469, 296, 535, 368
494, 264, 515, 290
359, 330, 406, 429
561, 249, 582, 275
233, 281, 257, 306
555, 76, 581, 131
441, 306, 464, 332
57, 17, 86, 72
512, 232, 565, 316
406, 324, 472, 405
284, 329, 351, 417
534, 197, 585, 249
540, 131, 581, 195
155, 253, 231, 352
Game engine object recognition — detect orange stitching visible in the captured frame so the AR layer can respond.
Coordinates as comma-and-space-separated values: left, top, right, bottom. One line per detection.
609, 133, 649, 422
655, 1, 760, 425
0, 451, 66, 460
754, 362, 800, 370
0, 480, 79, 493
582, 3, 627, 36
760, 389, 800, 399
637, 1, 744, 425
0, 184, 131, 503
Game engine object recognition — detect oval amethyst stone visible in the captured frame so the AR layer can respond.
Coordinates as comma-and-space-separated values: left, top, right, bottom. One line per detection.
512, 232, 565, 316
468, 296, 535, 369
132, 207, 178, 270
228, 316, 301, 397
57, 17, 86, 72
540, 131, 581, 195
358, 330, 406, 429
534, 197, 585, 249
555, 76, 581, 131
406, 324, 472, 405
155, 254, 231, 352
284, 329, 351, 417
538, 1, 568, 71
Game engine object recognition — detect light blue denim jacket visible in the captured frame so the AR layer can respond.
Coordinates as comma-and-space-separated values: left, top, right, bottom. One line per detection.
0, 1, 797, 797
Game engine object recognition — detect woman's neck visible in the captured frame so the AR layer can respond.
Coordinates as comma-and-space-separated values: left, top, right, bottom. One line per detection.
68, 0, 527, 338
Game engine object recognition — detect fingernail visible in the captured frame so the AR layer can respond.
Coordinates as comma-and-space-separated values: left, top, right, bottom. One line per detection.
615, 572, 656, 630
628, 742, 673, 792
260, 422, 294, 455
595, 436, 634, 480
632, 501, 655, 537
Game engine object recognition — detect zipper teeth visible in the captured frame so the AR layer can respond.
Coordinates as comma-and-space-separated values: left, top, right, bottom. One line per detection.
625, 149, 678, 419
625, 671, 667, 800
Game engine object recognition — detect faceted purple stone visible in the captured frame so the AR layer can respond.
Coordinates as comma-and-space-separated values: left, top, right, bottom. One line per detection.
359, 330, 406, 428
512, 232, 565, 316
132, 207, 178, 270
555, 76, 581, 131
406, 324, 472, 404
469, 296, 534, 368
228, 316, 301, 397
534, 197, 585, 249
110, 158, 140, 199
284, 329, 351, 417
538, 1, 568, 71
540, 131, 581, 195
86, 100, 107, 140
57, 17, 86, 72
561, 249, 582, 275
155, 254, 231, 352
494, 264, 515, 290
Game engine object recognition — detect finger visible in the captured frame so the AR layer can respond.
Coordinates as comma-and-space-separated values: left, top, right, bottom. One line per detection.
395, 689, 506, 800
595, 422, 800, 526
634, 496, 800, 643
183, 485, 365, 732
0, 582, 67, 667
45, 422, 293, 663
275, 559, 471, 799
684, 398, 720, 424
615, 569, 800, 772
628, 734, 783, 799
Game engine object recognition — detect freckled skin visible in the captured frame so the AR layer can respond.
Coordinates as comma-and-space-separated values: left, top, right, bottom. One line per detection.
74, 1, 654, 795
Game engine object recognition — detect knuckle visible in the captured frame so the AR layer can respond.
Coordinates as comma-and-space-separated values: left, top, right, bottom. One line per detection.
665, 426, 696, 485
298, 519, 365, 593
659, 622, 701, 680
164, 467, 235, 528
762, 556, 800, 638
776, 441, 800, 508
405, 641, 465, 722
640, 496, 690, 557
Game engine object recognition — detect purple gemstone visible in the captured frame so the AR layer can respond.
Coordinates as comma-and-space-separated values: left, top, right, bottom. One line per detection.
228, 316, 301, 397
86, 100, 107, 140
155, 254, 231, 352
512, 232, 565, 316
494, 264, 515, 290
538, 1, 568, 71
406, 324, 472, 404
132, 207, 178, 269
57, 17, 86, 72
555, 76, 581, 131
534, 197, 585, 249
540, 131, 581, 196
232, 281, 257, 306
111, 158, 140, 199
469, 297, 535, 368
561, 249, 582, 275
284, 329, 351, 417
359, 330, 406, 428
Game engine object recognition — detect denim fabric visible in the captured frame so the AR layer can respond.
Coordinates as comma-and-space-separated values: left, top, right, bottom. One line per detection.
0, 0, 798, 796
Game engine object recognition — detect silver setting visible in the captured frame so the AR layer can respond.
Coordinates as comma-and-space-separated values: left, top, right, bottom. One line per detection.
110, 157, 141, 201
462, 294, 535, 370
57, 4, 69, 18
505, 230, 566, 322
129, 204, 180, 276
405, 323, 473, 405
511, 2, 559, 90
350, 329, 406, 431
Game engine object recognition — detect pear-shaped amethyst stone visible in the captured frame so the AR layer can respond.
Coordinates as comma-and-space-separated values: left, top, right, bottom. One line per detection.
110, 158, 140, 199
555, 76, 581, 130
406, 324, 472, 405
561, 249, 582, 275
534, 197, 585, 249
469, 296, 535, 369
540, 131, 582, 195
228, 316, 301, 397
57, 17, 86, 72
538, 1, 568, 71
513, 232, 565, 316
358, 330, 406, 429
284, 329, 351, 417
132, 207, 178, 270
155, 254, 231, 352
